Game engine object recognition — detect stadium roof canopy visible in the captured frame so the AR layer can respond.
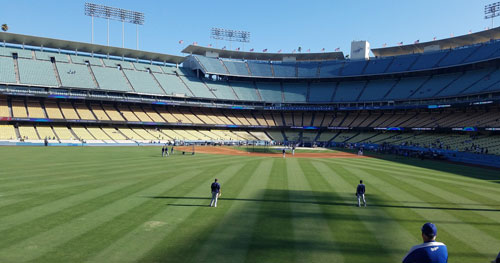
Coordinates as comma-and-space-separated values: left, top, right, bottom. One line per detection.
0, 32, 185, 64
182, 45, 345, 61
372, 27, 500, 57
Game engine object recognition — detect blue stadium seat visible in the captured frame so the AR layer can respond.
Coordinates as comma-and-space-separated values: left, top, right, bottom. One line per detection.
410, 51, 448, 70
230, 81, 261, 101
272, 62, 296, 78
309, 82, 335, 102
438, 46, 479, 67
205, 81, 238, 100
195, 56, 228, 74
248, 61, 273, 77
282, 83, 307, 102
385, 77, 428, 100
319, 61, 344, 78
341, 60, 367, 76
436, 69, 492, 97
386, 54, 419, 73
358, 79, 397, 101
256, 82, 282, 102
222, 60, 250, 76
152, 73, 193, 96
333, 81, 365, 102
463, 41, 500, 63
410, 73, 461, 99
462, 68, 500, 94
363, 57, 393, 75
297, 62, 319, 78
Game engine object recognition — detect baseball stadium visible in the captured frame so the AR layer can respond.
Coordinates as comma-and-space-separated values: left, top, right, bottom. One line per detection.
0, 1, 499, 262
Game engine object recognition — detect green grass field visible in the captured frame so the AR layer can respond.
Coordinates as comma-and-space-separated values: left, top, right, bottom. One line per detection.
0, 146, 499, 263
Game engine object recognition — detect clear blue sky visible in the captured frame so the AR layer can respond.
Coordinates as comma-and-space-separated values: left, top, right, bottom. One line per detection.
1, 0, 497, 56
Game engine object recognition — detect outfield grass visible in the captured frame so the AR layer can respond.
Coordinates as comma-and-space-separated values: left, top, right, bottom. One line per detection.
0, 146, 499, 263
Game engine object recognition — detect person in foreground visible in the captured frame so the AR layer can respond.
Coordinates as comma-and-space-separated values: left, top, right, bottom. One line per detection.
209, 179, 221, 207
403, 222, 448, 263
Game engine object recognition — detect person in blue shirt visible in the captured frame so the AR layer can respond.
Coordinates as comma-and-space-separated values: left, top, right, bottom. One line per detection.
403, 222, 448, 263
356, 180, 366, 207
209, 179, 221, 207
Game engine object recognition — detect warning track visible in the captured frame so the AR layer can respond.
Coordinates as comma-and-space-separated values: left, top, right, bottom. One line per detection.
175, 146, 368, 159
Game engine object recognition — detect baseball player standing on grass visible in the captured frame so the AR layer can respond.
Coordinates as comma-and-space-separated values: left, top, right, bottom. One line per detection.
356, 180, 366, 207
210, 179, 221, 207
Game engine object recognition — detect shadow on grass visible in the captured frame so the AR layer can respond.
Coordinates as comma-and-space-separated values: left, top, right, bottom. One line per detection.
146, 193, 500, 212
332, 148, 500, 183
141, 189, 497, 262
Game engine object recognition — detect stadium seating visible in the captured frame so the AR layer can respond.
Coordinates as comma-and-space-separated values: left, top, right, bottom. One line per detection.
102, 59, 134, 70
119, 106, 140, 122
410, 73, 461, 99
256, 82, 282, 102
36, 125, 57, 140
0, 57, 17, 83
222, 60, 250, 76
91, 66, 132, 92
205, 81, 238, 100
463, 41, 500, 63
385, 76, 428, 100
153, 73, 193, 96
297, 62, 319, 78
0, 47, 33, 59
87, 127, 112, 141
123, 69, 165, 95
179, 76, 215, 98
282, 83, 307, 102
11, 100, 27, 118
35, 51, 69, 62
17, 59, 59, 86
248, 61, 273, 77
386, 54, 419, 73
462, 68, 500, 94
230, 81, 260, 101
0, 124, 17, 140
52, 126, 76, 141
59, 102, 79, 119
0, 98, 10, 117
133, 62, 163, 73
438, 46, 479, 67
195, 56, 228, 74
18, 125, 40, 140
410, 50, 448, 70
70, 55, 103, 66
26, 101, 45, 118
74, 104, 95, 120
44, 101, 64, 119
319, 61, 344, 77
340, 60, 366, 76
56, 62, 96, 89
308, 82, 335, 102
267, 131, 285, 141
363, 57, 393, 75
436, 69, 492, 97
272, 62, 296, 77
358, 79, 397, 101
333, 81, 365, 102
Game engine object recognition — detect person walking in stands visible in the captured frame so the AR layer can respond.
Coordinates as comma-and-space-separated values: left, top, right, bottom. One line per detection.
402, 223, 448, 263
282, 148, 286, 158
209, 179, 221, 207
356, 180, 366, 207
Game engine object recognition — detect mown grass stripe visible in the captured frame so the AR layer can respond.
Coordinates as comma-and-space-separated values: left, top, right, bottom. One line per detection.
64, 160, 249, 263
307, 160, 413, 262
244, 159, 296, 263
5, 161, 243, 262
324, 162, 488, 263
286, 158, 345, 263
342, 165, 499, 261
187, 160, 274, 263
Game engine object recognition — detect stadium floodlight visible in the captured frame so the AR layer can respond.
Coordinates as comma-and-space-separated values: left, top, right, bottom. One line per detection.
84, 3, 145, 49
210, 28, 250, 50
485, 2, 500, 28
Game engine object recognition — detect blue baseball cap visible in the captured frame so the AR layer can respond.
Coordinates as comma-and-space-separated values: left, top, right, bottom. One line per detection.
421, 222, 437, 237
